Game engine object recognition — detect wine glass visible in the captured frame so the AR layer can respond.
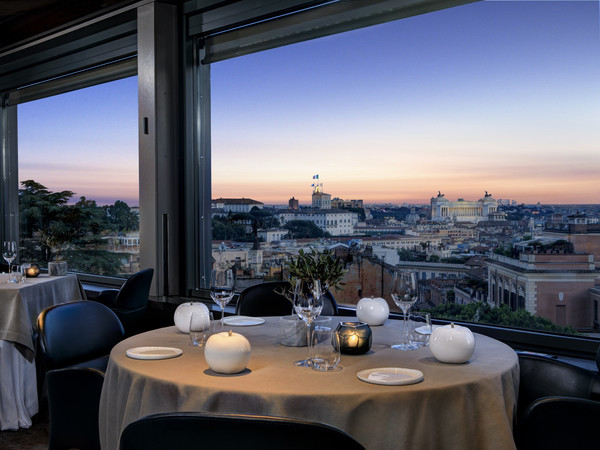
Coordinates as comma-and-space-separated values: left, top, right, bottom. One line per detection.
210, 266, 234, 328
3, 241, 17, 269
293, 278, 324, 367
391, 271, 419, 350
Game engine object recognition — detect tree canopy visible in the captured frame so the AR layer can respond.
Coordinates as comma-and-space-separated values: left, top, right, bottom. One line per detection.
420, 301, 578, 335
18, 180, 138, 275
284, 220, 327, 239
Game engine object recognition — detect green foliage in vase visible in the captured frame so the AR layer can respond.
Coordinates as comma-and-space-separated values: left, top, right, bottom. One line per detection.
285, 248, 345, 293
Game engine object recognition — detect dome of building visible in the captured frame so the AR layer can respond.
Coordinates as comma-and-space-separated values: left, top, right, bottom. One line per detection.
405, 208, 420, 224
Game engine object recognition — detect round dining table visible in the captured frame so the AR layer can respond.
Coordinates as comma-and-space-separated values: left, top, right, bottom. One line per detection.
99, 316, 519, 450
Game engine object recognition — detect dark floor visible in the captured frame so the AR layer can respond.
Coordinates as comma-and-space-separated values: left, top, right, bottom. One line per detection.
0, 398, 49, 450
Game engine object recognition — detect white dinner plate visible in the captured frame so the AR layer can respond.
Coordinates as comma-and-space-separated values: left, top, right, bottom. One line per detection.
126, 346, 183, 360
357, 367, 424, 386
223, 316, 266, 326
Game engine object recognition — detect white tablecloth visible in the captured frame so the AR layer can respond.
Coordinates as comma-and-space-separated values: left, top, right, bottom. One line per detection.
100, 317, 519, 450
0, 274, 84, 430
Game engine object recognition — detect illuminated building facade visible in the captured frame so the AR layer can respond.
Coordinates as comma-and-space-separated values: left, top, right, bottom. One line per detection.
430, 191, 498, 223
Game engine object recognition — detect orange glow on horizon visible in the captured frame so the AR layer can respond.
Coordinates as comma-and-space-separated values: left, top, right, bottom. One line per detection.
213, 175, 600, 206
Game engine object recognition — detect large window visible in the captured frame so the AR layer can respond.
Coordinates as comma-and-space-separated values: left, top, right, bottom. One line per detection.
210, 1, 600, 337
17, 76, 139, 278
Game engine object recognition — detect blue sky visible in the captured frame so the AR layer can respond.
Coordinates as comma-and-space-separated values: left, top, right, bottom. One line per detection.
18, 77, 139, 205
18, 0, 600, 206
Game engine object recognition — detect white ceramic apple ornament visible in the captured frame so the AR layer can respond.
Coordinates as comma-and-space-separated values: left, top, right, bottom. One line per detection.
429, 323, 475, 363
204, 330, 251, 374
356, 296, 389, 326
174, 302, 210, 333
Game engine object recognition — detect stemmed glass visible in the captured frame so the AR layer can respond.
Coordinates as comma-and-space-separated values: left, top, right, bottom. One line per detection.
3, 241, 17, 269
391, 271, 419, 350
293, 278, 324, 367
210, 266, 234, 328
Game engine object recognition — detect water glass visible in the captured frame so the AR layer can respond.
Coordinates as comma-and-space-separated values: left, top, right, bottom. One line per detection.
409, 313, 432, 347
10, 265, 25, 284
189, 311, 214, 347
310, 326, 341, 372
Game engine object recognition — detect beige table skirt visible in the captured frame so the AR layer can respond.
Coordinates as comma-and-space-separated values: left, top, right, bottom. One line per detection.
100, 317, 519, 450
0, 274, 84, 430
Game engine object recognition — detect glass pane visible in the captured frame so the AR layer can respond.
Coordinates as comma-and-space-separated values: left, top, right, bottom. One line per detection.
17, 76, 139, 277
211, 1, 600, 337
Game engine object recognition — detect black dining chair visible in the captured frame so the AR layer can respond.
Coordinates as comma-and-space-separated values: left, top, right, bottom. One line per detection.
516, 352, 600, 422
515, 396, 600, 450
95, 268, 154, 336
119, 411, 365, 450
37, 300, 125, 450
235, 281, 338, 316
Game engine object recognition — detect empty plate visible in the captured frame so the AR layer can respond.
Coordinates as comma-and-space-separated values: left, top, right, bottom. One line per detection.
357, 367, 424, 385
126, 346, 183, 360
223, 316, 266, 326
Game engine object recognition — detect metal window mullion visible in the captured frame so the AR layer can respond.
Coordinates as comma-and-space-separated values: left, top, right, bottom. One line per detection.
186, 37, 212, 293
8, 57, 137, 106
201, 0, 478, 63
0, 96, 19, 245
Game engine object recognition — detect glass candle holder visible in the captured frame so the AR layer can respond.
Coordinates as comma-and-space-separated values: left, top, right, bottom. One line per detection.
24, 263, 40, 278
335, 321, 372, 355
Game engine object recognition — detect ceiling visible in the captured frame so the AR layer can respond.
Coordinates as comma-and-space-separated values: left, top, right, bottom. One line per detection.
0, 0, 138, 51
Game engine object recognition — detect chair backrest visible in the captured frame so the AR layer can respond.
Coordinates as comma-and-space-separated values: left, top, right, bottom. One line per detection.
236, 281, 293, 316
236, 281, 338, 316
47, 367, 105, 450
37, 300, 124, 371
517, 352, 599, 419
119, 411, 365, 450
516, 396, 600, 450
116, 268, 154, 309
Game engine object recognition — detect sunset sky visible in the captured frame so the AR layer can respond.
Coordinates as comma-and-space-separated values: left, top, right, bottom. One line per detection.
18, 0, 600, 206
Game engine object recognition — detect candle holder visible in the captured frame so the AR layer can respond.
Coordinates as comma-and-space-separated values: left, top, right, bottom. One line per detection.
335, 321, 372, 355
24, 264, 40, 278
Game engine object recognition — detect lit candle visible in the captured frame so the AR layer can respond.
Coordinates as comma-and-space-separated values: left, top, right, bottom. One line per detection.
336, 322, 372, 355
347, 333, 359, 348
25, 264, 40, 277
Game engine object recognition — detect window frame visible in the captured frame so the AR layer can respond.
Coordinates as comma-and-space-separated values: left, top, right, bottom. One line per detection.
187, 0, 600, 359
0, 0, 597, 360
0, 7, 140, 286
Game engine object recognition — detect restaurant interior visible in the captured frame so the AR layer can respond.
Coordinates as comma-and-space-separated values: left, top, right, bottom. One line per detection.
1, 1, 600, 449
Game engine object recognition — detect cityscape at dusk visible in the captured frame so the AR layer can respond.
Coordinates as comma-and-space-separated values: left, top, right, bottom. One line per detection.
17, 0, 599, 206
5, 1, 600, 445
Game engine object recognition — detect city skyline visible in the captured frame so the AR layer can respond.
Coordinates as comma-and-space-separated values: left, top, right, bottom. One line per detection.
18, 1, 600, 206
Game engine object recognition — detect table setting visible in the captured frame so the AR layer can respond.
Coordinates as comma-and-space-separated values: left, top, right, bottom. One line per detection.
100, 270, 519, 450
166, 271, 475, 376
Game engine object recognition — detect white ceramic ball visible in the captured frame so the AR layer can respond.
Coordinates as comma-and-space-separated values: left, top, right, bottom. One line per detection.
174, 302, 210, 333
429, 323, 475, 364
204, 331, 251, 374
356, 296, 389, 326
